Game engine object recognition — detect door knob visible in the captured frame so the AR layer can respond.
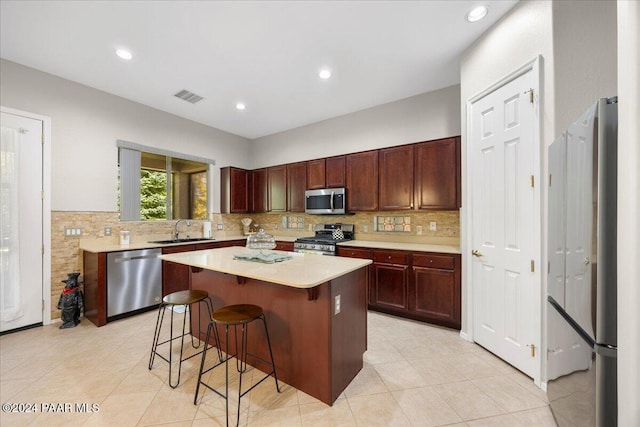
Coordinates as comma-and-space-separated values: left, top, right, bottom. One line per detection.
583, 257, 590, 265
472, 249, 483, 257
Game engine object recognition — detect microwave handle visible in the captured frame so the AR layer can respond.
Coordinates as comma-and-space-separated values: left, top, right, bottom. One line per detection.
330, 191, 334, 211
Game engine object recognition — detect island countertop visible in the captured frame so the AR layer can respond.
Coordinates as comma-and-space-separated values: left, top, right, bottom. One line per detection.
160, 246, 372, 289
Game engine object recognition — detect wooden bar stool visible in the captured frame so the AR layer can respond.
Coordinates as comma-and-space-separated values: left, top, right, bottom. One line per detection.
194, 304, 281, 426
149, 289, 217, 388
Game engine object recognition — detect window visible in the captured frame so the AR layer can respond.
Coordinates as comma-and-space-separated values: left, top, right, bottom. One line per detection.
118, 140, 214, 221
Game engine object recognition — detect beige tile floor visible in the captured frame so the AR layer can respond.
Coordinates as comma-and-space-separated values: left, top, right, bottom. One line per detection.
0, 310, 557, 426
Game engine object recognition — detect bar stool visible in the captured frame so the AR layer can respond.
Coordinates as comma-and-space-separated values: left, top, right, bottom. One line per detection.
194, 304, 281, 426
149, 289, 217, 388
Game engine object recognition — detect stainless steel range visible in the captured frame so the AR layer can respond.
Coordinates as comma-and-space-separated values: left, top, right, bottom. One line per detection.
294, 224, 354, 256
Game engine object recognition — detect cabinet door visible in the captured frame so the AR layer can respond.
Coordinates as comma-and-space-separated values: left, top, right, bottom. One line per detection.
251, 168, 268, 213
217, 239, 246, 248
268, 165, 287, 212
162, 245, 196, 296
412, 266, 460, 329
415, 137, 460, 210
346, 150, 378, 211
337, 246, 371, 259
274, 241, 294, 251
220, 167, 249, 213
370, 262, 409, 311
326, 155, 346, 188
379, 145, 414, 210
307, 159, 326, 189
287, 162, 307, 212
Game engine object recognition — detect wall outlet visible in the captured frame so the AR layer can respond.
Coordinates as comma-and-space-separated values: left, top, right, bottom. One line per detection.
363, 225, 369, 233
217, 223, 223, 230
104, 227, 112, 236
274, 223, 279, 230
416, 225, 423, 235
429, 221, 437, 231
64, 227, 82, 237
334, 295, 341, 315
308, 223, 313, 231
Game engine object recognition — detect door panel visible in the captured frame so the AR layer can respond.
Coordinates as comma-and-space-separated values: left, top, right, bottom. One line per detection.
470, 69, 537, 377
1, 112, 43, 333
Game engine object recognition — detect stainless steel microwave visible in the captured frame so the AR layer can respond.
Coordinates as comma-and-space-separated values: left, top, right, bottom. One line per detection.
304, 188, 346, 215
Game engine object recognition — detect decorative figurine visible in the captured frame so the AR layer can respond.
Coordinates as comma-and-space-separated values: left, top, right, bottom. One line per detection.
57, 272, 83, 329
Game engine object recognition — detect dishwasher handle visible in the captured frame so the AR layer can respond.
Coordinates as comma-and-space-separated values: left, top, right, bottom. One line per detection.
113, 254, 159, 263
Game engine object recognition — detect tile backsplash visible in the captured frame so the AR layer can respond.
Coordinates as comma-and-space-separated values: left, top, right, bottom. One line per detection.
49, 209, 459, 320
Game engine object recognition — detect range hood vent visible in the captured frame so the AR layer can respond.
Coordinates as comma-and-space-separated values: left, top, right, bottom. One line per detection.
174, 89, 204, 104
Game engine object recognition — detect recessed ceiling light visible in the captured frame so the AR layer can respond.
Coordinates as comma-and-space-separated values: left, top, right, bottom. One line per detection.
115, 48, 133, 60
235, 103, 246, 110
319, 69, 332, 80
466, 6, 488, 23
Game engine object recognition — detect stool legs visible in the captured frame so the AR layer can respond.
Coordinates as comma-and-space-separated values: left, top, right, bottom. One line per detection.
194, 313, 280, 427
149, 297, 214, 388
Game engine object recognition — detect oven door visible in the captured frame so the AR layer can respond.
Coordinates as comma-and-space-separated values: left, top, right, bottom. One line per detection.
293, 242, 336, 256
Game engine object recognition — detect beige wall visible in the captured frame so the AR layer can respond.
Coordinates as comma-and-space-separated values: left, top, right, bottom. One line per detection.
251, 85, 461, 168
459, 0, 617, 372
0, 59, 252, 213
459, 0, 555, 337
553, 0, 618, 133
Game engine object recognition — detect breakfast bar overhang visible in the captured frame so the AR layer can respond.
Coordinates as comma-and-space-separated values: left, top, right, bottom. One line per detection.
159, 246, 372, 405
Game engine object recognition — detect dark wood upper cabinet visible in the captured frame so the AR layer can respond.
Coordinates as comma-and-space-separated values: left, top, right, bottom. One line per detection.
325, 155, 346, 188
414, 137, 461, 210
346, 150, 378, 211
268, 165, 287, 212
287, 162, 307, 212
220, 167, 249, 213
306, 159, 326, 190
251, 168, 268, 213
379, 145, 414, 210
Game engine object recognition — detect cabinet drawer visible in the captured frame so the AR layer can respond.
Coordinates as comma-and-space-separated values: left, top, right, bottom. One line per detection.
413, 253, 455, 270
372, 251, 409, 265
338, 247, 371, 259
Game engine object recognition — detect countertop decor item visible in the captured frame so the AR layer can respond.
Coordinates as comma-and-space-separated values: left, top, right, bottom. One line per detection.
240, 218, 252, 235
246, 228, 276, 251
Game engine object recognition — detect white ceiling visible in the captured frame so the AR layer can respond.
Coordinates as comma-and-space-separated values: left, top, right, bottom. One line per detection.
0, 1, 518, 139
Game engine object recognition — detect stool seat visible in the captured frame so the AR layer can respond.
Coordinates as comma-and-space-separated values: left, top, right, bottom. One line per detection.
212, 304, 263, 325
163, 289, 209, 306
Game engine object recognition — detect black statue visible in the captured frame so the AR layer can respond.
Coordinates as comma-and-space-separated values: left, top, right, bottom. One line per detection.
57, 272, 83, 329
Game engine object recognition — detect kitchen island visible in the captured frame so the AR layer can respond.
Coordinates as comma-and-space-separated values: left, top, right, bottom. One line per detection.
160, 246, 372, 406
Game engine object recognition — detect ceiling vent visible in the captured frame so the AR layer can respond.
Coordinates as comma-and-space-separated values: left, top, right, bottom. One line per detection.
174, 89, 204, 104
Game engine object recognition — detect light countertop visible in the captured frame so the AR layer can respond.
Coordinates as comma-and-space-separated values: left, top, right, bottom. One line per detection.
337, 240, 461, 254
80, 234, 459, 255
160, 246, 372, 289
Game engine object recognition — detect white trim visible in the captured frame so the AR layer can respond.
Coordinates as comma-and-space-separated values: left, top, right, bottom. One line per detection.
1, 106, 52, 326
463, 56, 543, 385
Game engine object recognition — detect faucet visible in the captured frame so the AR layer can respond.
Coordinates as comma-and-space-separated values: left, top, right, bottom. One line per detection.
174, 219, 191, 240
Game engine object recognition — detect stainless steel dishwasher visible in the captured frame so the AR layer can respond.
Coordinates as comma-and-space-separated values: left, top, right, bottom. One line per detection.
107, 248, 162, 319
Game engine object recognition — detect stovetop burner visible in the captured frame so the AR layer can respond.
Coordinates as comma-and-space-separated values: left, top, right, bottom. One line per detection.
294, 224, 355, 255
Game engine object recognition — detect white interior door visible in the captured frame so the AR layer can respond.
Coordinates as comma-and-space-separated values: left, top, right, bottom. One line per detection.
0, 111, 44, 333
469, 68, 538, 378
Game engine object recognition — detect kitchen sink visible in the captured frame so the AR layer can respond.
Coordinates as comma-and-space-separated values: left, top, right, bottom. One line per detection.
148, 237, 215, 244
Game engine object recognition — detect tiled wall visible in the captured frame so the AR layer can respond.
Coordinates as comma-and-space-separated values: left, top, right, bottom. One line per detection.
50, 209, 459, 320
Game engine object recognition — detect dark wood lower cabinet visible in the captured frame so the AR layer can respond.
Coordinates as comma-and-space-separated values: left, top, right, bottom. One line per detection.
370, 250, 409, 311
338, 246, 461, 329
162, 245, 196, 296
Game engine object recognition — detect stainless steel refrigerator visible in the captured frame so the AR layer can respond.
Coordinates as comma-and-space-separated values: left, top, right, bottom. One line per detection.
546, 97, 617, 426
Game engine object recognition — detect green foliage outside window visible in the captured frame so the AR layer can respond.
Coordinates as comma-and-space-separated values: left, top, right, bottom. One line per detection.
140, 169, 167, 220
